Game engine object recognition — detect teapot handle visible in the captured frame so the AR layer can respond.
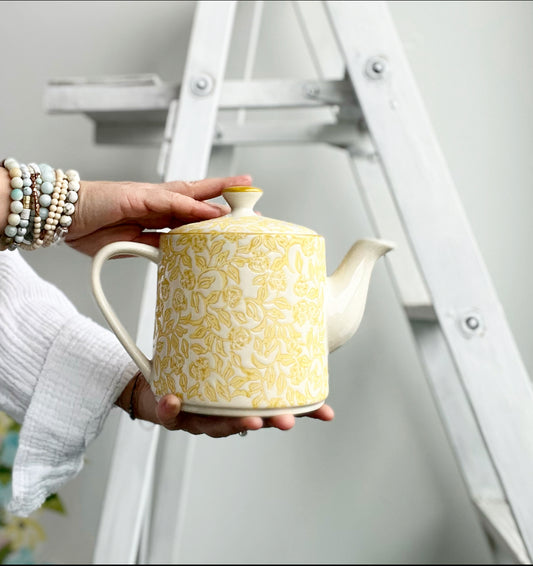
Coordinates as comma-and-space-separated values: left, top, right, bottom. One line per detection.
91, 241, 162, 380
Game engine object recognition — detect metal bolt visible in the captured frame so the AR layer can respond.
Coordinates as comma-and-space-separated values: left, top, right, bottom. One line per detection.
304, 83, 320, 99
465, 316, 480, 330
365, 56, 388, 80
460, 311, 485, 338
191, 74, 214, 96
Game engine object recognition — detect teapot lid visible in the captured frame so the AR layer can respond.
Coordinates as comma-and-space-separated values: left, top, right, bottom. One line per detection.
170, 186, 319, 235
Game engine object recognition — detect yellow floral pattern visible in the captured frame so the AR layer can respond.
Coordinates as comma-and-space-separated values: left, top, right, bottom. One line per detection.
151, 231, 328, 413
169, 214, 318, 235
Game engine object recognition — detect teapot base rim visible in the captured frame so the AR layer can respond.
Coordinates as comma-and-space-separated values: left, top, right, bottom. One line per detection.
180, 400, 325, 417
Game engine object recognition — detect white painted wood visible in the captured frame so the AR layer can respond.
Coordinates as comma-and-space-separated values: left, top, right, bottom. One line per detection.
325, 0, 533, 559
411, 321, 503, 501
143, 431, 197, 564
412, 320, 529, 565
164, 1, 236, 181
291, 0, 431, 318
404, 304, 437, 322
95, 3, 237, 562
292, 0, 344, 79
215, 120, 358, 146
94, 119, 359, 148
93, 263, 160, 564
142, 2, 237, 563
157, 99, 179, 179
347, 150, 433, 312
228, 0, 262, 184
475, 498, 529, 564
234, 0, 263, 127
45, 77, 356, 114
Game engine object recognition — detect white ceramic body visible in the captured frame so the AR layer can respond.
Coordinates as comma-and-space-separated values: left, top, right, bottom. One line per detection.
91, 232, 329, 416
91, 187, 395, 416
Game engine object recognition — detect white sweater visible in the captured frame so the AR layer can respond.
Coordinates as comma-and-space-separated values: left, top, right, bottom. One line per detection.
0, 249, 136, 516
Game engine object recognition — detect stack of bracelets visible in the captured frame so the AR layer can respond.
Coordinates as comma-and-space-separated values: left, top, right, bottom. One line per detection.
0, 157, 80, 251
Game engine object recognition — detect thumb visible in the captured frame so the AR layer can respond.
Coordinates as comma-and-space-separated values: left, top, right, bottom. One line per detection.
156, 394, 183, 428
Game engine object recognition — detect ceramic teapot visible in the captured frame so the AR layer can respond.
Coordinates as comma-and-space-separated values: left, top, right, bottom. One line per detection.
91, 187, 395, 416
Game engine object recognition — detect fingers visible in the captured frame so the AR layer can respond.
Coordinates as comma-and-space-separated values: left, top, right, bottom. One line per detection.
153, 393, 333, 438
157, 398, 264, 438
154, 395, 302, 438
263, 414, 296, 430
154, 174, 251, 222
297, 404, 335, 421
143, 188, 230, 224
156, 394, 182, 426
162, 174, 253, 200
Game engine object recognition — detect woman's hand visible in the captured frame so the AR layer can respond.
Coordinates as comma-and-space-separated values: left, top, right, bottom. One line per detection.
116, 372, 335, 438
65, 175, 252, 257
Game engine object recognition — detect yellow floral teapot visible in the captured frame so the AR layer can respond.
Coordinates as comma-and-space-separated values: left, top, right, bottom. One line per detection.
91, 187, 395, 416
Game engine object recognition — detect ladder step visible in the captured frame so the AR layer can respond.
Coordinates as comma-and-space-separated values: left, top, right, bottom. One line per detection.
95, 119, 360, 147
45, 74, 357, 115
404, 303, 437, 321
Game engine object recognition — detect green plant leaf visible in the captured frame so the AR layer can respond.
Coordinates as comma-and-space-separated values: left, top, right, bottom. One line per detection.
0, 543, 13, 564
0, 468, 11, 486
42, 493, 66, 514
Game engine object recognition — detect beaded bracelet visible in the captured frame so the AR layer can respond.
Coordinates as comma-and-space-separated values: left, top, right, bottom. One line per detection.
41, 167, 63, 248
128, 372, 142, 420
2, 158, 24, 250
56, 169, 80, 244
18, 163, 32, 247
28, 163, 44, 250
1, 158, 80, 252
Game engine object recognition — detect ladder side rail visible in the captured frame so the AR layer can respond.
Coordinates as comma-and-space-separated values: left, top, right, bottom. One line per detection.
280, 4, 513, 558
348, 152, 502, 495
475, 498, 531, 565
344, 129, 433, 313
350, 140, 524, 563
412, 321, 527, 564
292, 0, 432, 312
325, 0, 533, 559
292, 2, 514, 560
93, 266, 161, 564
291, 0, 345, 79
143, 1, 238, 563
144, 430, 197, 564
162, 0, 237, 182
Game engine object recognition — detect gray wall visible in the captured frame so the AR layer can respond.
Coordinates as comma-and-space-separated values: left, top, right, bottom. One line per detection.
1, 1, 532, 563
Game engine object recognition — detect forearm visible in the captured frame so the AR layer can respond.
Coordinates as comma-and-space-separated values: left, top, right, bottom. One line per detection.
0, 250, 136, 516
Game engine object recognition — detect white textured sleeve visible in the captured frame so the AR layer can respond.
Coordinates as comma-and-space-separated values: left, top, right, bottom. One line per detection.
0, 250, 137, 517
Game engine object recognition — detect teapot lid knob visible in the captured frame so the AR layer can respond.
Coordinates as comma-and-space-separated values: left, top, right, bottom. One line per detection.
222, 186, 263, 218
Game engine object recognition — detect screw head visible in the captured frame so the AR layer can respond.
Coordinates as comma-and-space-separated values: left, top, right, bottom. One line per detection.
304, 83, 320, 98
365, 56, 388, 80
459, 311, 485, 338
191, 74, 214, 96
465, 316, 480, 330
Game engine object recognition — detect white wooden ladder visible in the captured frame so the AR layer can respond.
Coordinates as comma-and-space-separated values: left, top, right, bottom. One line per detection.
44, 2, 533, 563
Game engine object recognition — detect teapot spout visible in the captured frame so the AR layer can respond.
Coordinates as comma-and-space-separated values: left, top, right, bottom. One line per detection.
327, 238, 395, 353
